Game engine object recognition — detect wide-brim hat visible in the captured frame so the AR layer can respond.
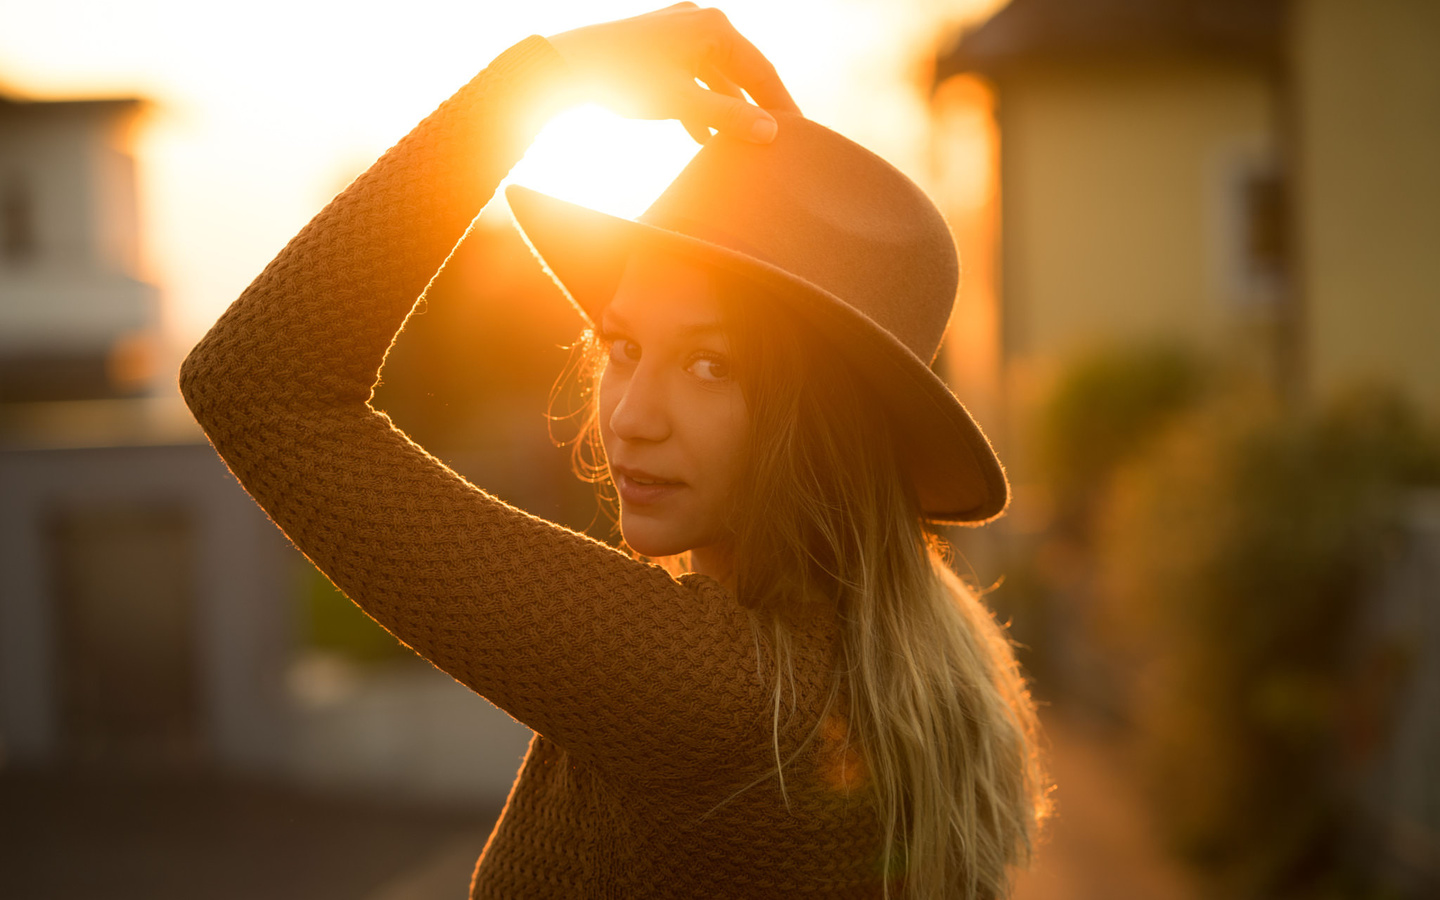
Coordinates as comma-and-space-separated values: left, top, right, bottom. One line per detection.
505, 109, 1008, 525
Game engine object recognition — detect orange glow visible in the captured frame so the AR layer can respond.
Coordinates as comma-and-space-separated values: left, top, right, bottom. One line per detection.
0, 0, 1008, 354
820, 713, 868, 794
932, 73, 1002, 429
504, 105, 699, 220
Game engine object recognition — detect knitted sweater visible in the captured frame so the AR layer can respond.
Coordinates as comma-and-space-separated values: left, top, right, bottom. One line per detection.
179, 34, 885, 898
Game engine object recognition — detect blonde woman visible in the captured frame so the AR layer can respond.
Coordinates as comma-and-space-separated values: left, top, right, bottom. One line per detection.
180, 4, 1048, 897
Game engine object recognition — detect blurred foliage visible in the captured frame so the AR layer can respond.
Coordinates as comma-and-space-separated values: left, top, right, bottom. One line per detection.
1037, 343, 1211, 530
1000, 346, 1214, 695
1095, 385, 1440, 895
1032, 341, 1440, 897
297, 562, 410, 663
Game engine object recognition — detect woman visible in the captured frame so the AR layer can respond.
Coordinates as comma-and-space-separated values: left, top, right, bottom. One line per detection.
180, 4, 1048, 897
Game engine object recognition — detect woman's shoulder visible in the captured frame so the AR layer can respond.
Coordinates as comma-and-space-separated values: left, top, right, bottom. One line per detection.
675, 570, 731, 600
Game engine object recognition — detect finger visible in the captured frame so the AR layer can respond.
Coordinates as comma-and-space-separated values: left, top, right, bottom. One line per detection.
681, 117, 714, 145
696, 60, 744, 101
709, 27, 801, 115
678, 83, 777, 143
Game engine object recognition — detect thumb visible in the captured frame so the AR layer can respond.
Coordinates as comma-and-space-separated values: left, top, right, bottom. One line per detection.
679, 84, 778, 144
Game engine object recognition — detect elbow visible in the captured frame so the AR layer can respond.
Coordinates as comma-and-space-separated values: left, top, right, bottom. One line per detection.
177, 335, 217, 425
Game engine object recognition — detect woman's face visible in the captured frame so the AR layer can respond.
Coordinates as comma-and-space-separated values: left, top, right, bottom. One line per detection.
597, 249, 749, 564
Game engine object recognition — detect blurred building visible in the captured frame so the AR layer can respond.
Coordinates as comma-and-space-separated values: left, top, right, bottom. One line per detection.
0, 89, 294, 774
0, 90, 530, 798
1290, 0, 1440, 422
930, 0, 1440, 890
931, 0, 1440, 450
0, 93, 158, 401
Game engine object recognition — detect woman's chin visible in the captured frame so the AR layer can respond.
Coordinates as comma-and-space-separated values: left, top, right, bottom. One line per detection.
623, 537, 687, 560
619, 519, 689, 559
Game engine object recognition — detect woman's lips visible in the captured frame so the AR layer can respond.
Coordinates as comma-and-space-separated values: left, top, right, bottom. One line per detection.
615, 470, 684, 506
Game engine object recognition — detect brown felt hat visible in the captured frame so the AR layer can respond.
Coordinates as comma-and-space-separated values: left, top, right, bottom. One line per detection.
506, 109, 1008, 525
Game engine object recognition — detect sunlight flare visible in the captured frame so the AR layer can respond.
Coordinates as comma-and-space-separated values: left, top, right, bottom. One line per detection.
503, 104, 700, 220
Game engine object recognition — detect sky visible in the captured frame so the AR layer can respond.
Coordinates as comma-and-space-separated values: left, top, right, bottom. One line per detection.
0, 0, 1002, 356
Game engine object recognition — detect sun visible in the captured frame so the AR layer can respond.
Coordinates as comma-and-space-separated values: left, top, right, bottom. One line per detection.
501, 103, 702, 220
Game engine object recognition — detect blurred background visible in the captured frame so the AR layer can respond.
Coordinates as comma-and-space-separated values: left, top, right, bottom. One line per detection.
1, 0, 1435, 897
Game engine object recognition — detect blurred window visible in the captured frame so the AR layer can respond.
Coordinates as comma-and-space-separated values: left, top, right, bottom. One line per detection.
48, 502, 202, 766
3, 173, 37, 263
1243, 168, 1286, 291
1214, 151, 1287, 312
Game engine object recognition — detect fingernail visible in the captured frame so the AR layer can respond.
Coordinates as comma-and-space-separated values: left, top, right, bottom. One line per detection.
750, 116, 777, 143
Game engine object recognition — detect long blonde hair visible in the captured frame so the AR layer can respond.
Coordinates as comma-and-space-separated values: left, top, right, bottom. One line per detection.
557, 271, 1050, 899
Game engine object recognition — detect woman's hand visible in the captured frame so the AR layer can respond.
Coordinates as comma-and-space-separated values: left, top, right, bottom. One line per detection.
547, 2, 800, 145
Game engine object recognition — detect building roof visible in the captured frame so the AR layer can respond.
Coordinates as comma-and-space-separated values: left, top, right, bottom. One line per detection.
935, 0, 1282, 85
0, 92, 145, 120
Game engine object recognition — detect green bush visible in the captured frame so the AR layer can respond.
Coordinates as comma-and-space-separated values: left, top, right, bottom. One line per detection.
1092, 383, 1440, 896
296, 562, 411, 663
1037, 344, 1210, 529
997, 345, 1212, 694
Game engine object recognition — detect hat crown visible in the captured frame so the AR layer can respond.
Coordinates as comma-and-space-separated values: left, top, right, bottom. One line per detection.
637, 110, 958, 363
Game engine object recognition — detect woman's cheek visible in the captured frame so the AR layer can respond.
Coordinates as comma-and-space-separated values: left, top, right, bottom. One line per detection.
596, 369, 620, 445
714, 391, 750, 492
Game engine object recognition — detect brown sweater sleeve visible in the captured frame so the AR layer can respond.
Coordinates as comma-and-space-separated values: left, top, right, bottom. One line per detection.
178, 35, 766, 786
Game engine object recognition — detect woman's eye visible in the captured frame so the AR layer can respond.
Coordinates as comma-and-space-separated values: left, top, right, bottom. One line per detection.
606, 337, 640, 364
689, 354, 731, 382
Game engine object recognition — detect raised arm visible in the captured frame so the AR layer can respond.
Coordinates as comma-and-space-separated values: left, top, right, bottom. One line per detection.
177, 28, 787, 786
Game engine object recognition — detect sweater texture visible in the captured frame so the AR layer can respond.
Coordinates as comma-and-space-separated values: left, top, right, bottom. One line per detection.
179, 34, 886, 898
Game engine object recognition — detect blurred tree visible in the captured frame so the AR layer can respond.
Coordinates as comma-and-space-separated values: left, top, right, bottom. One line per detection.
1003, 344, 1211, 699
1037, 343, 1211, 532
298, 562, 410, 664
1093, 382, 1440, 897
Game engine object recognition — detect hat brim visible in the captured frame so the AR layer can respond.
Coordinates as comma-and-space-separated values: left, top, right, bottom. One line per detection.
505, 183, 1008, 525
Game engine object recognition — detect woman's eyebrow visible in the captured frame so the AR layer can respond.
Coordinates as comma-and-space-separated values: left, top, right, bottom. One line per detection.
600, 308, 635, 331
677, 321, 725, 337
599, 309, 724, 337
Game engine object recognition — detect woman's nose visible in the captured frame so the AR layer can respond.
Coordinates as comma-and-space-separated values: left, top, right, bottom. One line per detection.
609, 363, 672, 443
